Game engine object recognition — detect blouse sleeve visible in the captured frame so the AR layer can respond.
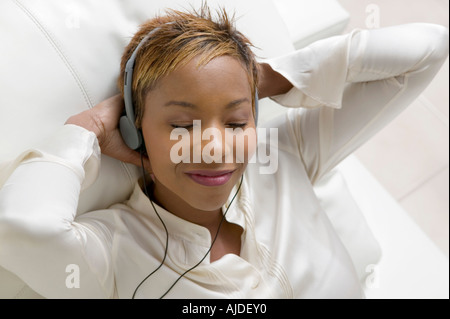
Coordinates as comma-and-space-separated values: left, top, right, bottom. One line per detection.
265, 23, 449, 184
0, 124, 115, 298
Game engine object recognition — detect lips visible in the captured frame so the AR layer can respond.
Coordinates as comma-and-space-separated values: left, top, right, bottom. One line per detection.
185, 169, 236, 187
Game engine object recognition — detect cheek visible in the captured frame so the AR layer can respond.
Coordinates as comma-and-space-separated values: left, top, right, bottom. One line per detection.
227, 127, 257, 163
142, 128, 177, 174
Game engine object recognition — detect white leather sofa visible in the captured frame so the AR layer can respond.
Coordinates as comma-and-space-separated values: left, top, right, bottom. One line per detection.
0, 0, 448, 299
273, 0, 350, 49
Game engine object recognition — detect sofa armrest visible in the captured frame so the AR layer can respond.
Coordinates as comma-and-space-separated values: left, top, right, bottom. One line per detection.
338, 156, 449, 299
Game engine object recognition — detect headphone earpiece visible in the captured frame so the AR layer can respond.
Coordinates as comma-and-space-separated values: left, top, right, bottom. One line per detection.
119, 115, 142, 150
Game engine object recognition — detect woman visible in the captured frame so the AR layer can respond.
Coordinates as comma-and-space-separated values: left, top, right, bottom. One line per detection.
0, 6, 448, 298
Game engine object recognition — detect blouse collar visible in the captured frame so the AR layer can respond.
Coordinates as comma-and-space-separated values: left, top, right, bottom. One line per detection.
125, 176, 248, 246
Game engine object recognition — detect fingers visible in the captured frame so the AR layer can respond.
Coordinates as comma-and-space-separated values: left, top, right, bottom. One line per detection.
107, 94, 125, 113
96, 94, 125, 125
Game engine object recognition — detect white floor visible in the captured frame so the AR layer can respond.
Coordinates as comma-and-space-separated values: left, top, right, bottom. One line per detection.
337, 0, 449, 257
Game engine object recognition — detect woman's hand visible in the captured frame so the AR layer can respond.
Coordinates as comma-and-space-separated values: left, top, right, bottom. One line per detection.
257, 63, 293, 99
65, 94, 149, 168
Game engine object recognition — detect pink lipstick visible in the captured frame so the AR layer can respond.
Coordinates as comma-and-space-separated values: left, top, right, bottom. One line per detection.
185, 170, 235, 187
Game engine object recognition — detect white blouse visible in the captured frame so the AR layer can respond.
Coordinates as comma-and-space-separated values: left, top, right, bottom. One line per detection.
0, 23, 448, 298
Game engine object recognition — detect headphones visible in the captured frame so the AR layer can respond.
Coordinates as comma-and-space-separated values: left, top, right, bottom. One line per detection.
119, 24, 259, 150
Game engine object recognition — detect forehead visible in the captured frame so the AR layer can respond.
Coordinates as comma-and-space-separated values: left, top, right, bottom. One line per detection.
153, 55, 252, 96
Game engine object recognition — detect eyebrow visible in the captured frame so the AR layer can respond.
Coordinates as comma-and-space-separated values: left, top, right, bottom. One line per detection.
164, 98, 250, 109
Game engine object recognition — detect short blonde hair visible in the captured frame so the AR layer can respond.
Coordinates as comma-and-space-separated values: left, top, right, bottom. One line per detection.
117, 5, 259, 128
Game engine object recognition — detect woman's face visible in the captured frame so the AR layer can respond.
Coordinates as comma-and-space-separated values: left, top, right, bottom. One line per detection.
141, 55, 256, 213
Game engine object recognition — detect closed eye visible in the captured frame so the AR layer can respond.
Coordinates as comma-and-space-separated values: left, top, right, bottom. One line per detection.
227, 123, 247, 128
171, 124, 193, 129
171, 123, 248, 130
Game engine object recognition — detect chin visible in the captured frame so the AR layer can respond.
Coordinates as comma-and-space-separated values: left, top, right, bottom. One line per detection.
186, 188, 233, 212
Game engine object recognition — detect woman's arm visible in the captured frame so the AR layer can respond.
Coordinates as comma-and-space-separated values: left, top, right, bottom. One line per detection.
0, 124, 114, 298
0, 95, 151, 297
265, 23, 449, 183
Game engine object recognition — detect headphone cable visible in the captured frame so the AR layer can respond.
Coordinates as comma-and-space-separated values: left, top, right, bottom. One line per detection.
132, 148, 170, 299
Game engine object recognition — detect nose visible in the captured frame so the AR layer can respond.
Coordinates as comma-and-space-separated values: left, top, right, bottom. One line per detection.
198, 123, 230, 164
